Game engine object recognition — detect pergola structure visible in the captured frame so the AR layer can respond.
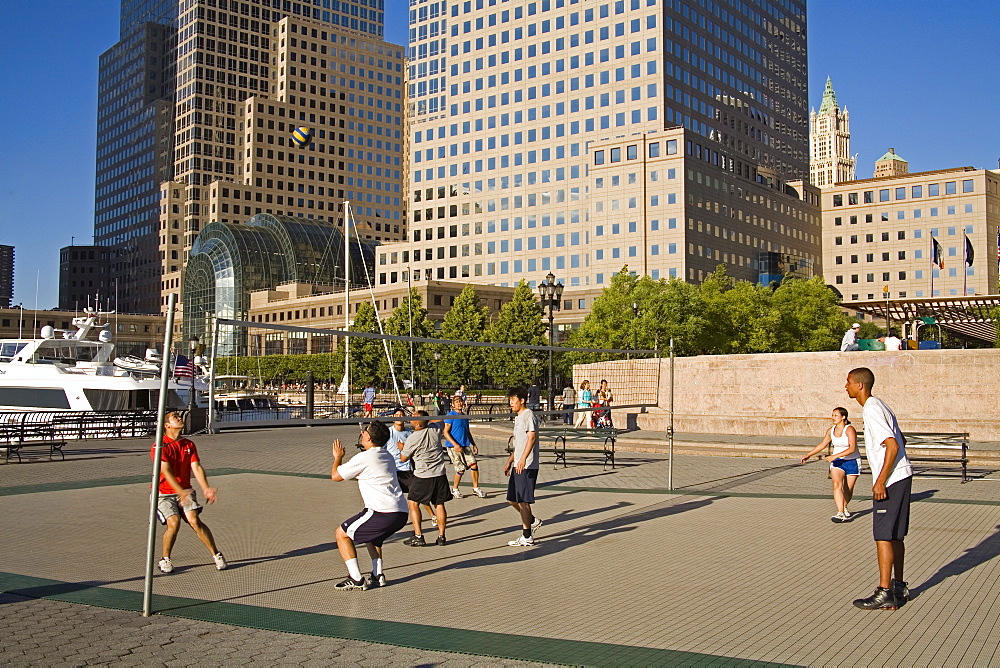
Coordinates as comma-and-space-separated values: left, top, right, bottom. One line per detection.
842, 295, 1000, 343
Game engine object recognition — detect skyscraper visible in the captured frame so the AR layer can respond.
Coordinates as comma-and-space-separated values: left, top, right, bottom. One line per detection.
0, 245, 13, 308
378, 0, 818, 302
94, 0, 394, 315
809, 76, 855, 187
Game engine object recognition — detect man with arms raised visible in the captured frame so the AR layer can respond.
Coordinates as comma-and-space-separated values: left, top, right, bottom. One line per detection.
330, 421, 409, 590
846, 367, 912, 609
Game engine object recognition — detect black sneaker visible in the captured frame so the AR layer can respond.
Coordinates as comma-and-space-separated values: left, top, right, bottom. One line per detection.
435, 536, 447, 546
403, 534, 426, 547
853, 587, 897, 610
370, 573, 387, 588
891, 579, 910, 602
334, 576, 368, 591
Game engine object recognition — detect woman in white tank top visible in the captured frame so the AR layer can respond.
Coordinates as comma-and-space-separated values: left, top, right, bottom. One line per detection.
800, 407, 861, 523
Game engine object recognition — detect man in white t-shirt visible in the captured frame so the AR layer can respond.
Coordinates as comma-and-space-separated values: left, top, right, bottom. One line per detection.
330, 421, 409, 591
846, 367, 913, 610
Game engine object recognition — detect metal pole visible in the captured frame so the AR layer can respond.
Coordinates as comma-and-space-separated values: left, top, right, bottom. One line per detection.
143, 292, 177, 617
306, 370, 314, 420
668, 337, 675, 491
547, 304, 555, 415
407, 268, 414, 393
207, 316, 220, 434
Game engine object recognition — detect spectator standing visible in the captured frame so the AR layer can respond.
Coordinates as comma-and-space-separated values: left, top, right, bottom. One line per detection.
526, 383, 541, 411
574, 380, 593, 428
561, 383, 576, 425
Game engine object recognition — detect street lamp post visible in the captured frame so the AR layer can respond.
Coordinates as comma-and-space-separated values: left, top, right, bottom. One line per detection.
536, 272, 564, 417
433, 350, 441, 393
188, 336, 200, 411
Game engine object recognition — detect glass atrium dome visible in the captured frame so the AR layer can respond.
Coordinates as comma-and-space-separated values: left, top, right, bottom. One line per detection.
182, 214, 375, 355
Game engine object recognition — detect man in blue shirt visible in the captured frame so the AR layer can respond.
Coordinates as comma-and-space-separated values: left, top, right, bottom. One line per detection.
443, 396, 486, 498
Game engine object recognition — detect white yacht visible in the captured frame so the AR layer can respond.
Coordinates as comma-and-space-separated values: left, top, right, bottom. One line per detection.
0, 309, 184, 412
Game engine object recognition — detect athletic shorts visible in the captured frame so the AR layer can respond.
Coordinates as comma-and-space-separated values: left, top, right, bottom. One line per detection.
408, 474, 453, 505
873, 476, 912, 541
156, 491, 202, 525
364, 402, 373, 413
446, 445, 477, 473
341, 509, 408, 547
831, 458, 860, 475
396, 470, 413, 493
507, 468, 539, 504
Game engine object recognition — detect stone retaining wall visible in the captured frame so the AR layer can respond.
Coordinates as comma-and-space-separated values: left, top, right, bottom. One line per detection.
576, 348, 1000, 441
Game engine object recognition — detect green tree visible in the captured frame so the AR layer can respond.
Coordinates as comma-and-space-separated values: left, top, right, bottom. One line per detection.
337, 300, 383, 387
486, 279, 547, 387
380, 289, 437, 390
769, 276, 852, 352
438, 284, 489, 388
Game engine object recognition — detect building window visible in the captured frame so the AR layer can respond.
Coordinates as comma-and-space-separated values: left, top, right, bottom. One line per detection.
594, 150, 604, 165
833, 194, 843, 207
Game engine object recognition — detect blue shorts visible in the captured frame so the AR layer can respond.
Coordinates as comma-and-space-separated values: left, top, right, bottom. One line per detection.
831, 458, 860, 475
507, 468, 539, 503
873, 476, 912, 541
341, 509, 408, 547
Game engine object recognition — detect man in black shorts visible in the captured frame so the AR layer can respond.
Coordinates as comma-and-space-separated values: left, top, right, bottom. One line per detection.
504, 386, 542, 547
399, 410, 452, 546
330, 421, 409, 590
846, 367, 913, 609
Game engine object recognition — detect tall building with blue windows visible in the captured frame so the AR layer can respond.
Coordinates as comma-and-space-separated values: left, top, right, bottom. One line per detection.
378, 0, 819, 317
94, 0, 392, 316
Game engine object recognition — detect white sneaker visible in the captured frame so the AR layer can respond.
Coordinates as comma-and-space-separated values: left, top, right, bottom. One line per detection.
831, 512, 848, 523
472, 487, 487, 498
430, 517, 438, 527
842, 509, 852, 520
451, 488, 463, 498
213, 552, 228, 570
158, 557, 173, 574
507, 534, 535, 547
530, 517, 543, 536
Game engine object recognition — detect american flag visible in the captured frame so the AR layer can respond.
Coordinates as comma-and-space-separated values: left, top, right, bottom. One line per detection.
174, 354, 195, 379
931, 237, 944, 270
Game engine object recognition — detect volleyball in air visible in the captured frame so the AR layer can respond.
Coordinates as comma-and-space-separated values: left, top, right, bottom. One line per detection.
291, 127, 314, 148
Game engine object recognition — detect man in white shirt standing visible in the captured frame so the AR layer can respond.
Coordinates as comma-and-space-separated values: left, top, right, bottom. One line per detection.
846, 367, 913, 610
330, 421, 409, 591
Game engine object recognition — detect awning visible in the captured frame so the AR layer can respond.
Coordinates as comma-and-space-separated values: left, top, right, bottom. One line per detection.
842, 295, 1000, 342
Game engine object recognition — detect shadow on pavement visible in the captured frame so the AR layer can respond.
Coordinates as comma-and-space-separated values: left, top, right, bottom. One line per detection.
911, 524, 1000, 599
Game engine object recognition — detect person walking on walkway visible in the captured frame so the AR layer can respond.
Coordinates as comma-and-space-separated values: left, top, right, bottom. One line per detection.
362, 385, 376, 417
443, 396, 487, 498
573, 380, 593, 428
846, 367, 913, 610
330, 421, 409, 590
399, 410, 452, 546
152, 411, 227, 574
800, 407, 861, 522
504, 386, 542, 547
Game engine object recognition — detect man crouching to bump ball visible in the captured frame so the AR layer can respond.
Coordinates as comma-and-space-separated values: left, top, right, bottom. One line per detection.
330, 421, 409, 590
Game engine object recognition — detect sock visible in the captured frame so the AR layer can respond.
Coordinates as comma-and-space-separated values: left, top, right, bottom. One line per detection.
371, 557, 382, 577
345, 558, 362, 581
522, 528, 532, 539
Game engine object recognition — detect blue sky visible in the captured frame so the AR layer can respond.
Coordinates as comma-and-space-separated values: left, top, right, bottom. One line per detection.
1, 0, 997, 308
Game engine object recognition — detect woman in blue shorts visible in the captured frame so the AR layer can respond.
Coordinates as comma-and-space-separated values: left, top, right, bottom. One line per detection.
801, 407, 861, 523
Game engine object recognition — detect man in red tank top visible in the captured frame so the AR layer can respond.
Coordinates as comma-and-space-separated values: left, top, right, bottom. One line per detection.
151, 411, 227, 574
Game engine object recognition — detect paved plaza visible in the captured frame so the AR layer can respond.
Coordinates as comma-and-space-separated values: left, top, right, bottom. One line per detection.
2, 422, 999, 666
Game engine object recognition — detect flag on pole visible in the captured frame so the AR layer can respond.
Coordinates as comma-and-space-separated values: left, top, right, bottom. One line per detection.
964, 235, 974, 267
931, 237, 944, 270
174, 354, 194, 379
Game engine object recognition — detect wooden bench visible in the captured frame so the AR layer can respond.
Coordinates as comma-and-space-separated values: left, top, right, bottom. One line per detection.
507, 426, 619, 469
846, 431, 970, 483
0, 421, 67, 463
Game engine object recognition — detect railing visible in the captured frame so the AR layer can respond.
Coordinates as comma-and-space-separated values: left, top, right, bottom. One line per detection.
0, 410, 161, 442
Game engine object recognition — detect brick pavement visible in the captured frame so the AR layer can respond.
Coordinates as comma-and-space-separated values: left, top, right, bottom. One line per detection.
2, 422, 999, 666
